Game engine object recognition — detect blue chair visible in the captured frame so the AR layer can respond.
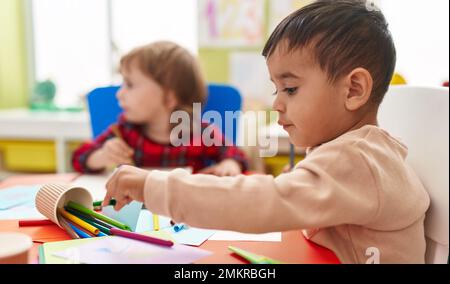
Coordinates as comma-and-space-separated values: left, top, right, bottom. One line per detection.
86, 86, 122, 139
86, 84, 242, 144
204, 84, 242, 145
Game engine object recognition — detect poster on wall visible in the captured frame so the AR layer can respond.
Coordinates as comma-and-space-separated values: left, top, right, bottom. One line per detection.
198, 0, 265, 48
269, 0, 384, 33
269, 0, 315, 33
269, 0, 314, 33
230, 52, 274, 106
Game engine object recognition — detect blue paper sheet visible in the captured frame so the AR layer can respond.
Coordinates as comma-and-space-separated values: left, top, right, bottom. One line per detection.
136, 210, 216, 246
0, 185, 45, 220
101, 201, 143, 231
0, 185, 41, 210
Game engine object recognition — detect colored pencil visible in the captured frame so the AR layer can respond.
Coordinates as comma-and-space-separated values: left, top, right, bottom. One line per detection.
65, 219, 92, 239
19, 219, 54, 227
66, 201, 131, 231
67, 211, 112, 235
111, 124, 135, 166
65, 207, 115, 230
111, 124, 123, 139
228, 246, 282, 264
93, 199, 116, 208
58, 208, 100, 235
65, 219, 96, 237
110, 228, 174, 247
153, 214, 160, 231
57, 216, 80, 239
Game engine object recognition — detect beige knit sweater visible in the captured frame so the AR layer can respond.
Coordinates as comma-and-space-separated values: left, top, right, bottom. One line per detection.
143, 125, 430, 264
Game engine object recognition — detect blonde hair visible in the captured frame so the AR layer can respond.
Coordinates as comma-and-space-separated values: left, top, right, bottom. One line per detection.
120, 41, 207, 115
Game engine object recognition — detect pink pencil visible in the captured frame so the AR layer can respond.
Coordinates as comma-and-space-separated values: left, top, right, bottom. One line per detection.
110, 228, 174, 247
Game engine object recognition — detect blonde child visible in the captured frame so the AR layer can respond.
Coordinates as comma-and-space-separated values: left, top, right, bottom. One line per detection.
102, 1, 430, 263
73, 41, 248, 176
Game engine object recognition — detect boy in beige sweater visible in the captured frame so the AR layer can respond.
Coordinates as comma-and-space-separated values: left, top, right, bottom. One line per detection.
103, 0, 430, 264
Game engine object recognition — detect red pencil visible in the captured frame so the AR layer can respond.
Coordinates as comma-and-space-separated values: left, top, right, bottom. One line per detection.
19, 219, 55, 227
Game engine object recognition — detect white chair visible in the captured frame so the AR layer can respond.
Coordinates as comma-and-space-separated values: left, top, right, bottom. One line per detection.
378, 86, 449, 264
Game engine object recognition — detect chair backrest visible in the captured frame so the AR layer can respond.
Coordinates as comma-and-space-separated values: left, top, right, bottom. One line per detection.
86, 84, 243, 144
204, 84, 242, 145
378, 86, 449, 264
86, 86, 122, 139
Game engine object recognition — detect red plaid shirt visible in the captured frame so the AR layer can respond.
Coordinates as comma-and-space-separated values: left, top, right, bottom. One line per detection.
72, 115, 248, 174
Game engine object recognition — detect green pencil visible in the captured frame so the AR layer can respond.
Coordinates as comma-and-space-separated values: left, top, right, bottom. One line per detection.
74, 214, 111, 235
93, 199, 117, 207
64, 207, 112, 235
228, 246, 283, 264
67, 201, 131, 231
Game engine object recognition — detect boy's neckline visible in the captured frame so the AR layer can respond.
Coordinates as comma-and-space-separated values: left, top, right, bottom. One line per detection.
306, 124, 382, 155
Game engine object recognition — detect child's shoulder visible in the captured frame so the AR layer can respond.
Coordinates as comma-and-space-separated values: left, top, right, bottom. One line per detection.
312, 125, 408, 162
328, 125, 403, 148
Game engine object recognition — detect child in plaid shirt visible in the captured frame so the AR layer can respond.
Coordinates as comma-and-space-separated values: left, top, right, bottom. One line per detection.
73, 41, 247, 175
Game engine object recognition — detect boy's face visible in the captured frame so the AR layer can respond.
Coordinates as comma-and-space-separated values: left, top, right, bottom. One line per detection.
267, 42, 353, 148
117, 62, 172, 124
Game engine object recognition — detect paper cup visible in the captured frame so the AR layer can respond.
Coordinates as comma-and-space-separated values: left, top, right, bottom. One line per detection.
0, 233, 33, 264
35, 183, 93, 228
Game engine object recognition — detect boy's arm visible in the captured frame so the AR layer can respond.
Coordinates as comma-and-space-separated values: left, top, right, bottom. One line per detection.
144, 144, 380, 233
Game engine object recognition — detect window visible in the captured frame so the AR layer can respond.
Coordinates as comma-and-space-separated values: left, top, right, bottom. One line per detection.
31, 0, 198, 107
380, 0, 449, 86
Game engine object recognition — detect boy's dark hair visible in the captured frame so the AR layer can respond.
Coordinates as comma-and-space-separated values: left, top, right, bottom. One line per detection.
263, 0, 396, 105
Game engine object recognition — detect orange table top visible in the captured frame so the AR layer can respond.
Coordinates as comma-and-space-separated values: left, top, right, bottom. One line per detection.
0, 174, 340, 264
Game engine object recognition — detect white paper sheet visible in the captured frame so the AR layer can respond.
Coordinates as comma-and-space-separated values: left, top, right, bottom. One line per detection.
53, 236, 212, 264
209, 231, 282, 242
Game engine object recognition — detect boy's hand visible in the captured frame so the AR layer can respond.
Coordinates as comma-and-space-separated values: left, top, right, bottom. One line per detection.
87, 138, 134, 170
199, 159, 243, 177
104, 165, 148, 211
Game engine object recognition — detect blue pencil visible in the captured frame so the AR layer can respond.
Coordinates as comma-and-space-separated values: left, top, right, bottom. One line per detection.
67, 221, 92, 239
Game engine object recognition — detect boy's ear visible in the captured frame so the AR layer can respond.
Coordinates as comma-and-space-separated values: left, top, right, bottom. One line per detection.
344, 68, 373, 111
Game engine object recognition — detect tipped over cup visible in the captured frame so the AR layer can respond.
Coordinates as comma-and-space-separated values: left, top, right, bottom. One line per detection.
35, 183, 94, 228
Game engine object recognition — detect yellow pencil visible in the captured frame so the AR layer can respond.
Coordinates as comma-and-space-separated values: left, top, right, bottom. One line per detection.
111, 124, 135, 166
111, 124, 123, 139
58, 208, 100, 236
153, 214, 160, 231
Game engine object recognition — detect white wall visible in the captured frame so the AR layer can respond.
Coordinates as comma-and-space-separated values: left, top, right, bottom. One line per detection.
380, 0, 449, 86
111, 0, 198, 55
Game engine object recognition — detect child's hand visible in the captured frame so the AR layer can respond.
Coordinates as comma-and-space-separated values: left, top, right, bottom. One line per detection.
101, 138, 135, 165
199, 159, 243, 177
104, 165, 148, 211
87, 138, 134, 170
